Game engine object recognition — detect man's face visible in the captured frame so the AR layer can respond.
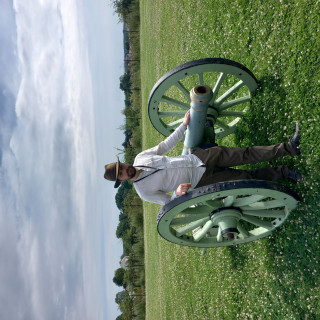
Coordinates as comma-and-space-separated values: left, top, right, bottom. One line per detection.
118, 164, 136, 181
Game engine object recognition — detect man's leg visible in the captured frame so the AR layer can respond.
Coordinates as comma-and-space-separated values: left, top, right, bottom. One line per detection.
193, 123, 301, 169
195, 165, 296, 188
193, 142, 297, 169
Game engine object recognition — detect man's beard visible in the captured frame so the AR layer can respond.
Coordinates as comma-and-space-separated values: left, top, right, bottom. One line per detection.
127, 165, 136, 179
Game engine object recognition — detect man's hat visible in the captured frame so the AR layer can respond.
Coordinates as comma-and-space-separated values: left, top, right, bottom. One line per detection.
104, 156, 121, 188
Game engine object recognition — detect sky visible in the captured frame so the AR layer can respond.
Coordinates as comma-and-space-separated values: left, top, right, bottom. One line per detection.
0, 0, 125, 319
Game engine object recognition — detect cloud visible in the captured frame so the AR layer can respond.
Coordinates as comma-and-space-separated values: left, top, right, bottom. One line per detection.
0, 202, 33, 320
0, 0, 19, 165
0, 0, 20, 86
0, 86, 17, 167
0, 0, 105, 319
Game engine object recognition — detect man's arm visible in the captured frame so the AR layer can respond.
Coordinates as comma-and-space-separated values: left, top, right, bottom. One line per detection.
137, 184, 192, 205
134, 186, 172, 205
157, 110, 190, 155
137, 110, 191, 158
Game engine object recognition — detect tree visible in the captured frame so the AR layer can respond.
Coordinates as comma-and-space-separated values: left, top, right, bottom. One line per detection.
116, 218, 130, 239
119, 72, 131, 92
115, 180, 132, 210
115, 290, 128, 305
112, 0, 133, 21
113, 268, 126, 287
119, 295, 133, 319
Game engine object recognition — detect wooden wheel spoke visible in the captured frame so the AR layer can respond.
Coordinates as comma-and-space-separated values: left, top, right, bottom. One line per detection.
175, 81, 191, 101
241, 214, 273, 230
198, 72, 204, 85
219, 110, 245, 117
215, 119, 230, 131
215, 80, 245, 107
158, 110, 186, 118
185, 204, 229, 215
180, 206, 212, 215
216, 227, 223, 242
233, 195, 267, 207
166, 119, 183, 130
160, 95, 190, 110
237, 222, 250, 238
210, 72, 226, 103
223, 195, 234, 207
219, 95, 251, 111
171, 214, 209, 226
203, 199, 223, 209
241, 200, 286, 210
242, 209, 286, 219
174, 217, 209, 237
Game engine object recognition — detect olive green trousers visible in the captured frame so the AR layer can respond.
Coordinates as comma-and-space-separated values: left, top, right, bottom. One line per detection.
194, 142, 296, 187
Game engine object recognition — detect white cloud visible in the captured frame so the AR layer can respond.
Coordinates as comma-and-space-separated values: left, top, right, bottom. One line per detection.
0, 0, 109, 319
0, 0, 126, 317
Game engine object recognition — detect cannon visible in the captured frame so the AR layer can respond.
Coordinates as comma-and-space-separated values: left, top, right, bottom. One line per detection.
147, 58, 299, 248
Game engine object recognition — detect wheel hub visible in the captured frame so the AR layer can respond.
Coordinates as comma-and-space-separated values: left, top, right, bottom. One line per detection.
210, 207, 242, 241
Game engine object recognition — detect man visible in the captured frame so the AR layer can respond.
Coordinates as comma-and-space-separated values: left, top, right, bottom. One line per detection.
104, 110, 302, 205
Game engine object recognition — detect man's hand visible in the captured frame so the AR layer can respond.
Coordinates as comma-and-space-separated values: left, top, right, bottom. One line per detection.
183, 110, 190, 126
175, 183, 192, 196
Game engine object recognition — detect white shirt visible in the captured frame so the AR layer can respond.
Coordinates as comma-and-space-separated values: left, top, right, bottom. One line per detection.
133, 123, 205, 205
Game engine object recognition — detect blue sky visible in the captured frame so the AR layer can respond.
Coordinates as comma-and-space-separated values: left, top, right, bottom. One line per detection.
0, 0, 125, 319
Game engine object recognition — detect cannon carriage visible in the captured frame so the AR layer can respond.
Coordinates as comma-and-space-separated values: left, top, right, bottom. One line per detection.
147, 58, 299, 248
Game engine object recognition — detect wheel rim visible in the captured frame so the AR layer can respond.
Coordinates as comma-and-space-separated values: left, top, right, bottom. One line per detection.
148, 58, 258, 138
157, 180, 299, 248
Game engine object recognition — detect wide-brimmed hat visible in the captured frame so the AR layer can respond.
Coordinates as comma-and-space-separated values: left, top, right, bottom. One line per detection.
104, 156, 121, 188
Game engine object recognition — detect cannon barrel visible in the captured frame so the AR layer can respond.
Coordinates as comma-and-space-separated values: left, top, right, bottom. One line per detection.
182, 85, 213, 155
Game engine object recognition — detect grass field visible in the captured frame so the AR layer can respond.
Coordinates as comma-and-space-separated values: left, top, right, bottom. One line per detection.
139, 1, 320, 319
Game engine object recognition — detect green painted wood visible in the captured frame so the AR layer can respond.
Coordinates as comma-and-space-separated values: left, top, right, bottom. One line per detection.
157, 180, 299, 248
148, 58, 258, 138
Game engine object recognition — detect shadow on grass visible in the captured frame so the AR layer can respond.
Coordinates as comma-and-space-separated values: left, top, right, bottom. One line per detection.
231, 72, 320, 316
266, 179, 320, 307
235, 73, 295, 146
227, 245, 248, 270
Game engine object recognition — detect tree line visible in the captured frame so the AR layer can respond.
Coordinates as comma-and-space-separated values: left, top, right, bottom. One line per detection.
110, 1, 145, 319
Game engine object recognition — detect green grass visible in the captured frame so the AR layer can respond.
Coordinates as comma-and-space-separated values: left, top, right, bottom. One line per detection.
139, 1, 320, 319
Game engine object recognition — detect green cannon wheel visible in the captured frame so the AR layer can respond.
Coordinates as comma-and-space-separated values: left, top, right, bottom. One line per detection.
157, 180, 299, 248
148, 58, 258, 138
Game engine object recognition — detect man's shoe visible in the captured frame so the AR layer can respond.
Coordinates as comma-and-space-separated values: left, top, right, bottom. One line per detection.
289, 121, 301, 155
287, 168, 303, 183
